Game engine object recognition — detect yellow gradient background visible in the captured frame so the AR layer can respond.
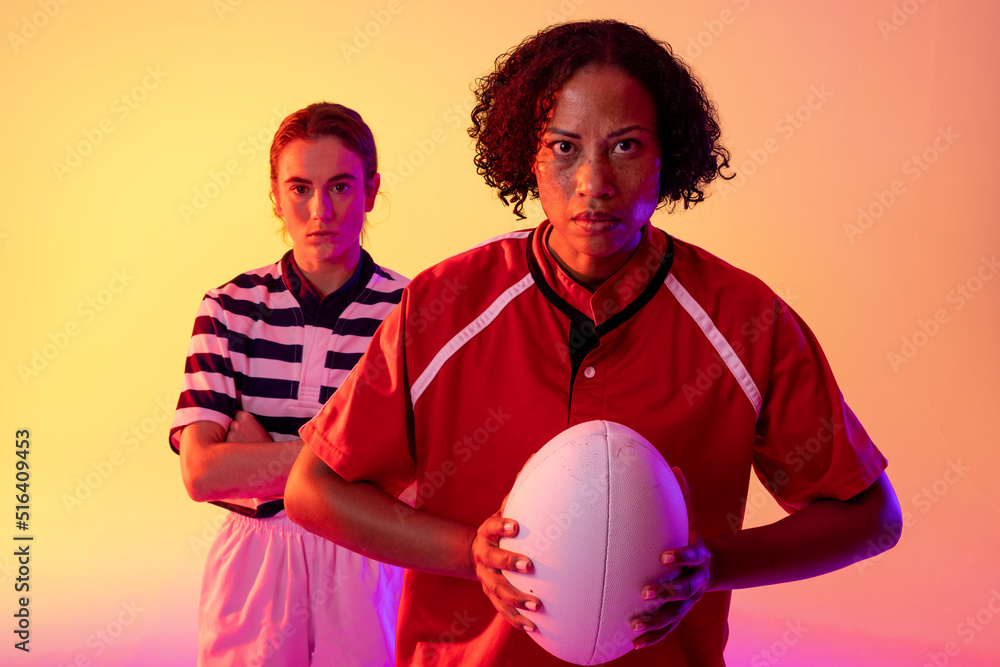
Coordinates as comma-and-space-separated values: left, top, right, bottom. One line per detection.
2, 0, 998, 664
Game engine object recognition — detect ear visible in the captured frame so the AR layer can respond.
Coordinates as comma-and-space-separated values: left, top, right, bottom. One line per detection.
365, 173, 381, 213
270, 180, 283, 218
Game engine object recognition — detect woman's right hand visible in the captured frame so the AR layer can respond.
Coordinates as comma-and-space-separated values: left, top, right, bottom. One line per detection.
226, 410, 272, 443
471, 510, 542, 633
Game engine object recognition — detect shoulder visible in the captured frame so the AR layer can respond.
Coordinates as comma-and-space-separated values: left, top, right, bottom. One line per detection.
390, 229, 535, 342
405, 229, 534, 299
197, 257, 292, 327
368, 262, 410, 295
372, 264, 410, 285
668, 235, 779, 309
205, 258, 286, 302
357, 252, 409, 314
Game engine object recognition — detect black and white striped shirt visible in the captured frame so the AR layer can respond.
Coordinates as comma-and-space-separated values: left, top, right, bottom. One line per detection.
170, 249, 407, 453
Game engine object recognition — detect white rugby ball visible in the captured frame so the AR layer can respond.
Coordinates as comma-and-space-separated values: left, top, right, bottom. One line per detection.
499, 420, 688, 665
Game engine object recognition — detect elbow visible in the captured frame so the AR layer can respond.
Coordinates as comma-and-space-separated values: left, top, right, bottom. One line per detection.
182, 466, 214, 503
285, 447, 345, 541
862, 472, 903, 556
179, 447, 216, 503
187, 483, 213, 504
878, 494, 903, 553
883, 491, 903, 551
176, 422, 229, 503
868, 502, 902, 557
284, 451, 319, 531
283, 464, 307, 528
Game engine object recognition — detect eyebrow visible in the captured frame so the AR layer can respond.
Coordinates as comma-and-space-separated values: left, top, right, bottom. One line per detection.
609, 125, 652, 138
544, 125, 652, 139
282, 173, 357, 185
544, 125, 649, 139
544, 127, 581, 139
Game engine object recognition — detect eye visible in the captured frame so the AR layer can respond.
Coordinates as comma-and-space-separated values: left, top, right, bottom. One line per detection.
330, 182, 350, 194
290, 185, 309, 196
612, 138, 640, 154
550, 140, 576, 156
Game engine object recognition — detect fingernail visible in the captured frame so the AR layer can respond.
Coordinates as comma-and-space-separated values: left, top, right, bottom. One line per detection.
634, 639, 646, 649
515, 559, 529, 572
525, 600, 539, 611
632, 620, 646, 632
641, 589, 655, 601
523, 623, 535, 633
503, 521, 515, 533
661, 552, 676, 565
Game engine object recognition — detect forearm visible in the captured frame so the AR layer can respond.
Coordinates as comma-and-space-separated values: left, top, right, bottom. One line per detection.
195, 439, 304, 500
285, 447, 477, 579
179, 421, 303, 501
705, 472, 901, 591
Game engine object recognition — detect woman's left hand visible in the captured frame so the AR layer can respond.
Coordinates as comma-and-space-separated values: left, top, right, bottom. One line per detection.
630, 468, 712, 649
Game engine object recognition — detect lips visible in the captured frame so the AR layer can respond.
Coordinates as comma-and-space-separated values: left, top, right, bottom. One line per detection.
572, 211, 620, 233
573, 211, 619, 222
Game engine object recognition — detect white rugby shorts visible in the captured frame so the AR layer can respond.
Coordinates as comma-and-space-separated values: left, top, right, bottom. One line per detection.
198, 511, 402, 666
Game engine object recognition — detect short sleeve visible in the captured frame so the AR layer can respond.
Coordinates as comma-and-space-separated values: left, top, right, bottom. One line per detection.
752, 298, 887, 511
169, 295, 238, 452
299, 289, 417, 497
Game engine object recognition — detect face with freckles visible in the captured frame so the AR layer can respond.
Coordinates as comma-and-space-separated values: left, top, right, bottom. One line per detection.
532, 64, 662, 288
271, 135, 378, 275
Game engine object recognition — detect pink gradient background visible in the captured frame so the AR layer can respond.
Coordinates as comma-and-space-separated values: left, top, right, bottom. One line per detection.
2, 0, 997, 665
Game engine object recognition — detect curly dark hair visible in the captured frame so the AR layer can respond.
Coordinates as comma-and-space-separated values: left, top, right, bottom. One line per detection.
469, 20, 732, 218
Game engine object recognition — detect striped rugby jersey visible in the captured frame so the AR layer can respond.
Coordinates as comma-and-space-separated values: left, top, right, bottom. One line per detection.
170, 249, 407, 487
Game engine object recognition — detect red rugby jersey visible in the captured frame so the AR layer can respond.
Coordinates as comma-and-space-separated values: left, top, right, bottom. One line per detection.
301, 221, 886, 666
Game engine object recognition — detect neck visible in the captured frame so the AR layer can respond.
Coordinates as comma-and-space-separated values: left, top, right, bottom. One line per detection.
547, 251, 618, 292
546, 226, 645, 293
293, 247, 361, 298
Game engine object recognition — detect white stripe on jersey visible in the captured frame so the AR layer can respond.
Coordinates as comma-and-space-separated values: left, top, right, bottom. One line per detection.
664, 273, 763, 417
410, 272, 535, 406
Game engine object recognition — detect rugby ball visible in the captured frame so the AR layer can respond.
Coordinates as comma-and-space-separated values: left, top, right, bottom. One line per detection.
499, 420, 688, 665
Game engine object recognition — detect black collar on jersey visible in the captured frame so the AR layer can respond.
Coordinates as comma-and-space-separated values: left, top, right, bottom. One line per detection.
280, 249, 376, 326
525, 228, 675, 336
525, 227, 675, 394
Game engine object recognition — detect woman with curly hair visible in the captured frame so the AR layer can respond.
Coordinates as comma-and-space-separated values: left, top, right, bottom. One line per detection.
287, 20, 900, 666
470, 19, 728, 219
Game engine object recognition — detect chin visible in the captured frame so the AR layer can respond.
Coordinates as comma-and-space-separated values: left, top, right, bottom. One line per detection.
574, 240, 624, 259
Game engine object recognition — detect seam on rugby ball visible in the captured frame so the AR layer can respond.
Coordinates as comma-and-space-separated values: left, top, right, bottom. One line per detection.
589, 421, 614, 665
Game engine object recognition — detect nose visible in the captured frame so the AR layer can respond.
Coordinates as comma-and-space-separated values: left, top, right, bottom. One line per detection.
575, 153, 615, 199
311, 190, 333, 221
